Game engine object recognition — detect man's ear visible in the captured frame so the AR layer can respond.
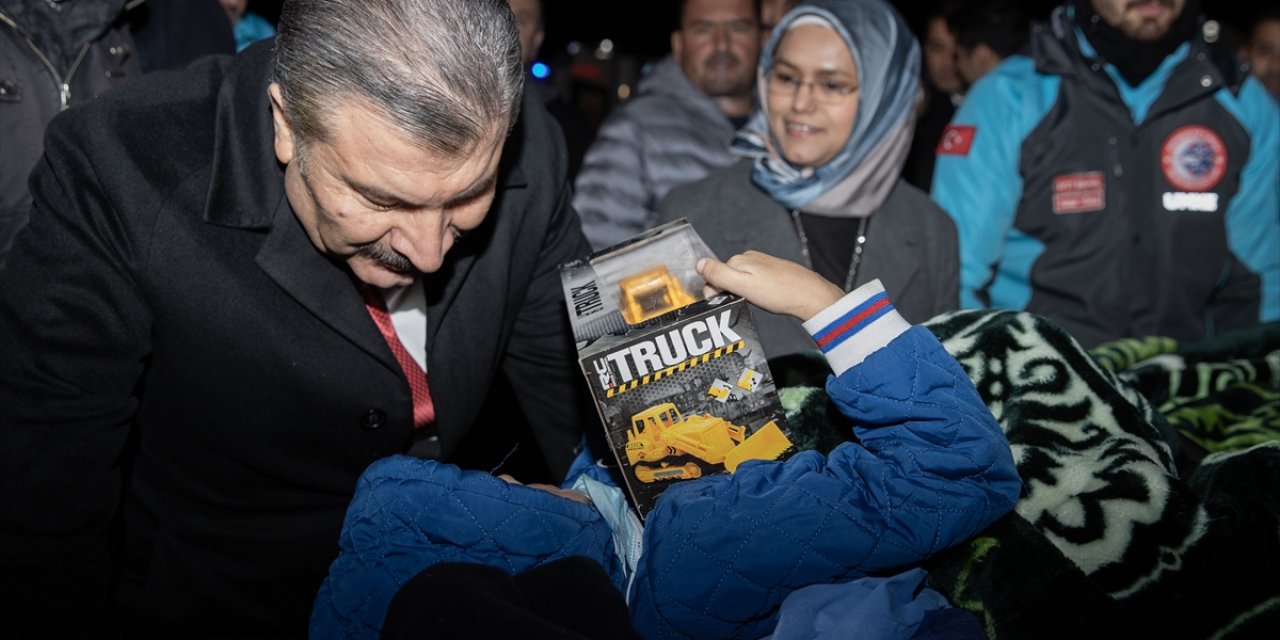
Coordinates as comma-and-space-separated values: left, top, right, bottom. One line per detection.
268, 83, 297, 165
671, 31, 684, 63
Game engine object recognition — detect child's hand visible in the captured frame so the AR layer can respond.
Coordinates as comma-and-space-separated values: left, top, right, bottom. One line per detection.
697, 251, 843, 321
497, 474, 592, 505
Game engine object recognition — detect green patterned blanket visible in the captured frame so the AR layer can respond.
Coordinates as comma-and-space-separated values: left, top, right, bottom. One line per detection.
775, 312, 1280, 639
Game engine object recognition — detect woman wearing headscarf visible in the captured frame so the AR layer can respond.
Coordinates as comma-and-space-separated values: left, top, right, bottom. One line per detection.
657, 0, 958, 360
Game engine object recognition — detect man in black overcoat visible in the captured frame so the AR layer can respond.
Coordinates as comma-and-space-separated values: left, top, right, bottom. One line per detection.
0, 0, 592, 636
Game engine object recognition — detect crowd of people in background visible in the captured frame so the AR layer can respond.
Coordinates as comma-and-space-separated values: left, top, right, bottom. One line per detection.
1, 0, 1277, 637
4, 0, 1275, 279
568, 0, 1277, 351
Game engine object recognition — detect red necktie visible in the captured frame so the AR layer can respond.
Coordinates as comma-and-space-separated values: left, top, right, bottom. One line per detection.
360, 285, 435, 430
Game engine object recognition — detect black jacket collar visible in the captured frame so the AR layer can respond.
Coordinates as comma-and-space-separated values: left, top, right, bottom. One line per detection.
1033, 7, 1249, 102
203, 39, 285, 230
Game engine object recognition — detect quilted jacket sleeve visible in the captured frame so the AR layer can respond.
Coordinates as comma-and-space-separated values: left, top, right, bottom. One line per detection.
629, 280, 1022, 640
309, 457, 622, 640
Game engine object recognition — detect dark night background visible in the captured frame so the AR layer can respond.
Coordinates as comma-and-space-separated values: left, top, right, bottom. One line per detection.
242, 0, 1262, 133
246, 1, 1258, 62
533, 0, 1038, 57
534, 0, 1255, 60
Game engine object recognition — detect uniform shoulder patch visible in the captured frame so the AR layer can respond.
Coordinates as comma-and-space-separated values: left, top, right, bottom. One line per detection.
1160, 125, 1227, 192
937, 125, 977, 156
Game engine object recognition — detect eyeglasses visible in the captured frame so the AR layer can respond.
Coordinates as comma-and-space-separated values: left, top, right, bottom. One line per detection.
766, 69, 858, 104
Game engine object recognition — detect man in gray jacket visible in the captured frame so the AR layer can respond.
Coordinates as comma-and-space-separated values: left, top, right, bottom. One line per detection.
0, 0, 234, 270
0, 0, 141, 270
573, 0, 761, 250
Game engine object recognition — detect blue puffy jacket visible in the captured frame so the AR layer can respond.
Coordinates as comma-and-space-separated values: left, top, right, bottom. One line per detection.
311, 281, 1021, 639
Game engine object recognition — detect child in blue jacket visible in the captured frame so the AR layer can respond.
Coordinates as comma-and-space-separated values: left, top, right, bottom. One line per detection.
312, 251, 1022, 640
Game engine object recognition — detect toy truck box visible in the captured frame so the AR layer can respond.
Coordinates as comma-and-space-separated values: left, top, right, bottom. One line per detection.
559, 219, 796, 519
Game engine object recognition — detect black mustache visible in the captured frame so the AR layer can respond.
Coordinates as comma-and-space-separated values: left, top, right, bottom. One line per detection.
356, 243, 414, 273
705, 51, 741, 67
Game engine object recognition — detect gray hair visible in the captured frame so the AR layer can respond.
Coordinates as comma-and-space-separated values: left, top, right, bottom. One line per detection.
273, 0, 524, 157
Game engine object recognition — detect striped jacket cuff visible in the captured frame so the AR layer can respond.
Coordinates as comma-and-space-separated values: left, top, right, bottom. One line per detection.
801, 279, 911, 376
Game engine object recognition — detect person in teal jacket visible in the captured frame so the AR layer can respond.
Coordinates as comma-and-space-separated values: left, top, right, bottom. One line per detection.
931, 0, 1280, 348
218, 0, 276, 52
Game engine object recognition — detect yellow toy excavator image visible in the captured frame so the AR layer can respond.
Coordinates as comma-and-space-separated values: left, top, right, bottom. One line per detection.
624, 402, 793, 483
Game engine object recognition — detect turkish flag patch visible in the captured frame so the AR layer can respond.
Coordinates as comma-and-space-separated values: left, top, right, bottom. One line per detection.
937, 125, 976, 156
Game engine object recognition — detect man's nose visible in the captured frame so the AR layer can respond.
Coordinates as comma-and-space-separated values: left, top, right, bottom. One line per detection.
391, 211, 451, 274
713, 24, 732, 51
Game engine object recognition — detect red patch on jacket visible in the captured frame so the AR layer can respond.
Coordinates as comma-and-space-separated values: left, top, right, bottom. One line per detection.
937, 125, 976, 156
1052, 171, 1106, 214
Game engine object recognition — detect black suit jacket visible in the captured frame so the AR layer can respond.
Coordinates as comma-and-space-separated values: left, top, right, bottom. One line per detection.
0, 42, 592, 637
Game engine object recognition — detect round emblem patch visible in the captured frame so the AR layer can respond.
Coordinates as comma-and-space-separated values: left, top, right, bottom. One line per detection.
1160, 125, 1227, 192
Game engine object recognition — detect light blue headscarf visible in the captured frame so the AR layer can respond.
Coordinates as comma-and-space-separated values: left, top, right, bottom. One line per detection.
732, 0, 921, 216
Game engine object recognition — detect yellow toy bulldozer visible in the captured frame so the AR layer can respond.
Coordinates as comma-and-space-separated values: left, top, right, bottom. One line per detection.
624, 402, 792, 483
616, 265, 699, 325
